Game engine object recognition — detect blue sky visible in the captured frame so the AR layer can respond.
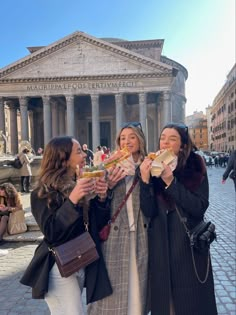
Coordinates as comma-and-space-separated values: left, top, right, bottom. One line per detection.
1, 0, 235, 115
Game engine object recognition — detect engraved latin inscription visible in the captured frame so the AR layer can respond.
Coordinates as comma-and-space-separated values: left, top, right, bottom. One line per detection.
26, 81, 136, 91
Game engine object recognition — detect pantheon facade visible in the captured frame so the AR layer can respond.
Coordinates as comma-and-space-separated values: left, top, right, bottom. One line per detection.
0, 31, 188, 154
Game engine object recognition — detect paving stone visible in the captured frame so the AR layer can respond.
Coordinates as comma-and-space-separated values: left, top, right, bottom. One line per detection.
0, 167, 235, 314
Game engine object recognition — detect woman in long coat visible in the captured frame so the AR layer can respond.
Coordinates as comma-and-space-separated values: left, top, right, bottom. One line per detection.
88, 122, 150, 315
19, 147, 34, 193
140, 123, 217, 315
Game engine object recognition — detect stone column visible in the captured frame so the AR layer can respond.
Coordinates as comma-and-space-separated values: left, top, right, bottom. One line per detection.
28, 110, 34, 148
0, 97, 5, 135
115, 93, 123, 134
0, 97, 6, 153
139, 92, 147, 136
19, 96, 29, 141
42, 96, 52, 146
161, 91, 172, 129
51, 100, 59, 137
8, 102, 18, 154
66, 95, 75, 136
91, 94, 100, 150
58, 104, 66, 135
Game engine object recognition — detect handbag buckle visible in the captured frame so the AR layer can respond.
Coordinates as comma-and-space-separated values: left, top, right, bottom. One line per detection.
84, 222, 89, 231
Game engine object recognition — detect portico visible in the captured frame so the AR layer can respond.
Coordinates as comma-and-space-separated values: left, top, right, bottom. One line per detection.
0, 31, 187, 153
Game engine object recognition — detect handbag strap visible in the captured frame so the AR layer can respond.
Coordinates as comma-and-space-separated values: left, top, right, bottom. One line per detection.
175, 205, 191, 237
110, 176, 139, 224
175, 205, 210, 284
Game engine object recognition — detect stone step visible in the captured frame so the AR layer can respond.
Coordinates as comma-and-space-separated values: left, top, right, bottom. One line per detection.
3, 211, 42, 242
25, 212, 40, 231
3, 230, 43, 243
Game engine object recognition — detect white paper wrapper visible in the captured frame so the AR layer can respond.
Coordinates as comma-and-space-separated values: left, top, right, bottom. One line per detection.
116, 155, 135, 175
151, 150, 177, 177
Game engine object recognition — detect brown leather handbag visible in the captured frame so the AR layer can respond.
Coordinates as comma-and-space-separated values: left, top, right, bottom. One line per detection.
49, 203, 99, 278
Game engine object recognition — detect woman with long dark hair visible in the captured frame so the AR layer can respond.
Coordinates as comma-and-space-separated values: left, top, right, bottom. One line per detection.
140, 123, 217, 315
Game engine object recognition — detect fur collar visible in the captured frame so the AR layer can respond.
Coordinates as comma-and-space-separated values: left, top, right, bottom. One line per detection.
153, 152, 206, 202
174, 152, 206, 191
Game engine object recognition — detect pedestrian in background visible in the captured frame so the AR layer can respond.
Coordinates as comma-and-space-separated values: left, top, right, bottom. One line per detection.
20, 136, 112, 315
140, 122, 217, 315
88, 122, 150, 315
222, 150, 236, 191
0, 182, 23, 244
19, 147, 34, 193
82, 143, 94, 166
93, 145, 104, 166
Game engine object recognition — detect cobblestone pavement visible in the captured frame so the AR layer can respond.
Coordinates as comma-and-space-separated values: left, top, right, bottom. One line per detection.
0, 167, 235, 314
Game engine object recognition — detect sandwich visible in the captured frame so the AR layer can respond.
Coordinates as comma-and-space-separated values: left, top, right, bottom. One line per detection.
150, 149, 177, 177
81, 169, 105, 178
103, 146, 131, 169
76, 165, 105, 178
147, 152, 157, 160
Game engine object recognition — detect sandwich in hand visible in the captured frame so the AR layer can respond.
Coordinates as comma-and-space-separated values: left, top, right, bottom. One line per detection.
76, 165, 105, 178
103, 146, 131, 169
150, 149, 177, 177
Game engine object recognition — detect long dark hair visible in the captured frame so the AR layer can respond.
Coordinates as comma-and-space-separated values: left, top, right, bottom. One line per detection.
159, 122, 197, 171
37, 136, 76, 201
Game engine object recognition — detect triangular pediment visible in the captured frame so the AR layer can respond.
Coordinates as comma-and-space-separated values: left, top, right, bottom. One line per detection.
0, 31, 174, 80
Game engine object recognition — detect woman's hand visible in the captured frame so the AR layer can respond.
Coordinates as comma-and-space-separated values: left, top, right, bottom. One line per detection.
107, 166, 127, 189
69, 178, 96, 204
160, 162, 175, 187
140, 157, 152, 183
94, 177, 108, 201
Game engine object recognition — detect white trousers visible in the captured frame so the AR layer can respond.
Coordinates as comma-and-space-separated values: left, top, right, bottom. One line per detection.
45, 263, 85, 315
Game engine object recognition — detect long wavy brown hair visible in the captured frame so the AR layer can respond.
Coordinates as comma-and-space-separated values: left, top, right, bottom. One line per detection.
36, 136, 76, 204
0, 182, 22, 208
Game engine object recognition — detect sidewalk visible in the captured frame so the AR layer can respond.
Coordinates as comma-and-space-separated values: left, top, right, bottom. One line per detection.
0, 167, 235, 314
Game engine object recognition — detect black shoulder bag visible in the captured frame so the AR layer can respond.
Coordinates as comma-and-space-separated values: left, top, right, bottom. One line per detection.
175, 205, 217, 283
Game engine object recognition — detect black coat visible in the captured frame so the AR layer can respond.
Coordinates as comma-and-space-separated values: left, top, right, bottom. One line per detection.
140, 152, 217, 315
222, 150, 236, 189
20, 190, 112, 303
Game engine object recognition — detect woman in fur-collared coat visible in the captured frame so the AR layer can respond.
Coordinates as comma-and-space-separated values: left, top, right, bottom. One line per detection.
140, 123, 217, 315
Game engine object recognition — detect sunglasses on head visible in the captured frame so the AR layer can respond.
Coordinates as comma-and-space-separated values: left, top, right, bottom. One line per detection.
121, 121, 143, 130
164, 122, 188, 134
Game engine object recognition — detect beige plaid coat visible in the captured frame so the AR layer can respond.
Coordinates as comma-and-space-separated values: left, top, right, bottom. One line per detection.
88, 177, 150, 315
